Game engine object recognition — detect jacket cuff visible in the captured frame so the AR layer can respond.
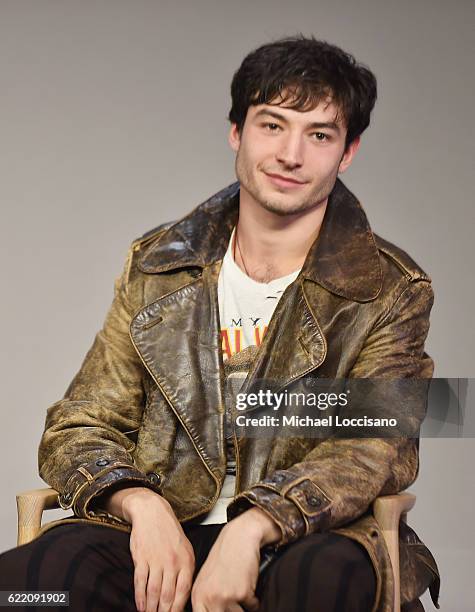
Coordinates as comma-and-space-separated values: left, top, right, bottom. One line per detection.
58, 457, 162, 523
227, 471, 332, 547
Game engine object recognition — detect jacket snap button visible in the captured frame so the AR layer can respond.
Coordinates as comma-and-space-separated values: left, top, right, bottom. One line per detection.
96, 459, 109, 467
147, 472, 161, 486
307, 495, 321, 507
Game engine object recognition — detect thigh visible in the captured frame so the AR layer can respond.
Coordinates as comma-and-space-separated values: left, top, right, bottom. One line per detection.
0, 521, 225, 612
0, 523, 136, 612
256, 531, 377, 612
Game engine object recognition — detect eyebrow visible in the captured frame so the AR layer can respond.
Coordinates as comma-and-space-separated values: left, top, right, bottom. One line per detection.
253, 108, 341, 133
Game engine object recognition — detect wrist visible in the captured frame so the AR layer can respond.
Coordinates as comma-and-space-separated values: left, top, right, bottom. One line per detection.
103, 486, 165, 523
231, 506, 282, 547
123, 487, 168, 520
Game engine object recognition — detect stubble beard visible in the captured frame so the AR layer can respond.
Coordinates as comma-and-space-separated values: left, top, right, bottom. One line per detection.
235, 149, 338, 217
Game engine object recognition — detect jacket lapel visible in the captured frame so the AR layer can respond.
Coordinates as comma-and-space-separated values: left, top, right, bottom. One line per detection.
130, 263, 227, 479
131, 184, 240, 478
240, 278, 326, 397
138, 182, 240, 273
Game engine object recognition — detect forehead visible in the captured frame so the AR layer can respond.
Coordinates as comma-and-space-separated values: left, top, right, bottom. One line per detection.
247, 96, 344, 129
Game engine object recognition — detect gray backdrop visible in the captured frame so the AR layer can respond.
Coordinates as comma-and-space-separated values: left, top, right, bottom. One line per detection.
1, 1, 474, 610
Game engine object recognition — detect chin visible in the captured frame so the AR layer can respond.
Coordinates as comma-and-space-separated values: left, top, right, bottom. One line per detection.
258, 198, 310, 217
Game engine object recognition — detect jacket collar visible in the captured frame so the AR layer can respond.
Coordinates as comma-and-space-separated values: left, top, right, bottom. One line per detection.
139, 178, 383, 302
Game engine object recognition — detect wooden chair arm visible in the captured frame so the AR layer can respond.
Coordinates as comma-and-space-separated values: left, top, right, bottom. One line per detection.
373, 492, 416, 611
16, 487, 60, 546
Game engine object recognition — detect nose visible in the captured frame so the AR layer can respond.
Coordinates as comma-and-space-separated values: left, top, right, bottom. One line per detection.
276, 133, 304, 169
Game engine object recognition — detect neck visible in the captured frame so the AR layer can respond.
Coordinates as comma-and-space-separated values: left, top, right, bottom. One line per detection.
233, 190, 328, 283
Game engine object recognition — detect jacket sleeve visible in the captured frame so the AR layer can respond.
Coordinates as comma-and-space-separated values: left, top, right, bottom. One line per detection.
227, 279, 434, 547
38, 245, 161, 525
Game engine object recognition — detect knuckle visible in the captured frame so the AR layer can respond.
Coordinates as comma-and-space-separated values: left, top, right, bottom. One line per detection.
147, 583, 160, 597
176, 579, 191, 595
134, 571, 146, 586
160, 590, 173, 603
165, 552, 179, 569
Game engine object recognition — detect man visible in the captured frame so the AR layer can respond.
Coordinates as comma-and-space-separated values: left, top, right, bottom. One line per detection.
0, 36, 440, 611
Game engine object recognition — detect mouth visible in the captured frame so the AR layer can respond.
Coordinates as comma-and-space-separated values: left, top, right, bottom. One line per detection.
263, 172, 308, 189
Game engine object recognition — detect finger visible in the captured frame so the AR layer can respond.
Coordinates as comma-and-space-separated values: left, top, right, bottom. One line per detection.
240, 594, 259, 612
134, 563, 149, 612
241, 594, 259, 612
170, 568, 193, 612
146, 567, 163, 612
157, 570, 178, 612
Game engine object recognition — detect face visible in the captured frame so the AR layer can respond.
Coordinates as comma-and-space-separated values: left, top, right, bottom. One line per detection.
229, 97, 360, 216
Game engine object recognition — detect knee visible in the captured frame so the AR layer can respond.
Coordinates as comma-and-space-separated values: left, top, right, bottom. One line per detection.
258, 532, 377, 612
318, 536, 376, 596
1, 524, 130, 589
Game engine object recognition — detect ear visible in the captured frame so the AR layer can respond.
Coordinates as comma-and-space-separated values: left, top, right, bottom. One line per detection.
338, 136, 361, 174
228, 123, 241, 153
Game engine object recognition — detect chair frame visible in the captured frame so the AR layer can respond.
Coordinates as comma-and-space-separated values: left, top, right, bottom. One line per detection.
16, 488, 415, 611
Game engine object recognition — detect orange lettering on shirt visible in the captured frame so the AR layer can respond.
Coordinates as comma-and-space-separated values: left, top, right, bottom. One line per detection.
221, 329, 232, 360
234, 328, 242, 353
254, 325, 268, 346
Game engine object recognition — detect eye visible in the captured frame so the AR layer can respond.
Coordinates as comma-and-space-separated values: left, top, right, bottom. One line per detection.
312, 132, 330, 142
262, 122, 282, 132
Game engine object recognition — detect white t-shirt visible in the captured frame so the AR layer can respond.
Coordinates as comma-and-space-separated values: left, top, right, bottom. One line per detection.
199, 228, 301, 524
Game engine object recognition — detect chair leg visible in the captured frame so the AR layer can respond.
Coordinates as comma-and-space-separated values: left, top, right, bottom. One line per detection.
373, 493, 416, 612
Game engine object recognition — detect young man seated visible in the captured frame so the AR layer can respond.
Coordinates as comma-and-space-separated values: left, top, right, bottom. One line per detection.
0, 35, 440, 612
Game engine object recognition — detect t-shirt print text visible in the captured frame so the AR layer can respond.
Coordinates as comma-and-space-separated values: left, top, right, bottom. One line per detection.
221, 316, 268, 360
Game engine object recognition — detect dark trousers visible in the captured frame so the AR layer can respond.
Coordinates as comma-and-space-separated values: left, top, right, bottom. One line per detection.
0, 522, 376, 611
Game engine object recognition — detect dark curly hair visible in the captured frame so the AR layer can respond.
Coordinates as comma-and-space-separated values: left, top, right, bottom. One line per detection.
228, 35, 377, 149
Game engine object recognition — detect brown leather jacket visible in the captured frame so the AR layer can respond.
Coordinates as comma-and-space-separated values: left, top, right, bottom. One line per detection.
38, 179, 440, 611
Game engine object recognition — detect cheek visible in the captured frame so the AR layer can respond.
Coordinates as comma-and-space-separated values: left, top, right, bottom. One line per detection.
307, 148, 341, 173
246, 131, 277, 157
240, 142, 268, 170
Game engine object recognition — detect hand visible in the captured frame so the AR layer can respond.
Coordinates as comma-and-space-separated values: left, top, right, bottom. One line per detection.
105, 487, 195, 612
191, 508, 281, 612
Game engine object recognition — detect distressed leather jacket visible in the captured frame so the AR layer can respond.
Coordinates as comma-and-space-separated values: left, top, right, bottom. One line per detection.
38, 179, 440, 611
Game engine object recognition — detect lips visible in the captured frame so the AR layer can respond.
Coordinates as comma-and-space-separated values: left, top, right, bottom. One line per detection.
264, 172, 307, 187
